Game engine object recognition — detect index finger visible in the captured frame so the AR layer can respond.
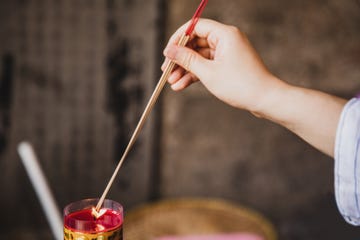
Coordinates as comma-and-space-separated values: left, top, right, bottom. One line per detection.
165, 18, 226, 50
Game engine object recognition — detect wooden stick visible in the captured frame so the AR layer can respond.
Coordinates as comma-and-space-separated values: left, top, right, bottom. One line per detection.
95, 34, 190, 212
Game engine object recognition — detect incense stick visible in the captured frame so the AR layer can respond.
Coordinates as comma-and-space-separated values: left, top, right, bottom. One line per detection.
95, 34, 190, 212
95, 0, 208, 213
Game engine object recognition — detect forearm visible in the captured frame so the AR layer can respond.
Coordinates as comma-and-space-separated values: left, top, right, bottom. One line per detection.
252, 76, 347, 157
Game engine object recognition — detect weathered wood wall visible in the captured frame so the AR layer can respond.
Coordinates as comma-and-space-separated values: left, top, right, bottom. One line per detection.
0, 0, 160, 238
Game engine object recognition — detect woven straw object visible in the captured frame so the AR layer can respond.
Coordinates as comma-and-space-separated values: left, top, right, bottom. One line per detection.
124, 198, 277, 240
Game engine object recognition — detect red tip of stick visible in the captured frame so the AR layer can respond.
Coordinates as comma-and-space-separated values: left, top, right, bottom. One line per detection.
185, 0, 208, 36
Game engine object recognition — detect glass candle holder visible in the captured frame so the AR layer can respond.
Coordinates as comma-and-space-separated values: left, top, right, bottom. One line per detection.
63, 198, 123, 240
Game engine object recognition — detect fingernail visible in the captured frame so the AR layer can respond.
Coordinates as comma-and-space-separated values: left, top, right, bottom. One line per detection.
168, 73, 176, 84
171, 82, 182, 91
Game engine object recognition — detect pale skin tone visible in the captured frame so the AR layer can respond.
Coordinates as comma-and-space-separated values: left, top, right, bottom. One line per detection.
162, 19, 347, 157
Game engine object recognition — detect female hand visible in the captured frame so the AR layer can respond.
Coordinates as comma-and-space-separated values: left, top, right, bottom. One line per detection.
162, 18, 284, 112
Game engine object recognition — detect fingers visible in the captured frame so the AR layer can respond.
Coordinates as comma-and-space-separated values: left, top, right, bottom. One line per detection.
161, 47, 213, 85
170, 72, 198, 91
161, 18, 226, 90
165, 21, 191, 50
195, 37, 209, 48
161, 44, 213, 91
161, 59, 199, 90
168, 67, 186, 84
165, 19, 224, 53
165, 44, 211, 75
165, 64, 199, 90
197, 47, 215, 60
161, 40, 212, 71
189, 19, 225, 48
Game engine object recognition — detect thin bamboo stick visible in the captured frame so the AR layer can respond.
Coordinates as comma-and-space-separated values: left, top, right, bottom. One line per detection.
95, 34, 190, 213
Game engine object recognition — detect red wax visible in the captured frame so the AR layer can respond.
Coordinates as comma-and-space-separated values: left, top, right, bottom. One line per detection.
64, 208, 123, 233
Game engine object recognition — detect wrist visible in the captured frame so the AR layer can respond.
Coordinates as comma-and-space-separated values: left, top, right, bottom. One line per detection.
249, 75, 291, 120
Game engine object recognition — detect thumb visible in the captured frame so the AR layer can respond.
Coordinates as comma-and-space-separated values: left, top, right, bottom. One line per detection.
164, 44, 209, 79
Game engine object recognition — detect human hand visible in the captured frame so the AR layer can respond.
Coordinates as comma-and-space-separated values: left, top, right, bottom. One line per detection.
163, 18, 348, 157
162, 18, 284, 112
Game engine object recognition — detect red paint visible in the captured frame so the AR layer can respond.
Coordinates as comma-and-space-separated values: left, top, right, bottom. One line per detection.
185, 0, 208, 36
64, 208, 123, 233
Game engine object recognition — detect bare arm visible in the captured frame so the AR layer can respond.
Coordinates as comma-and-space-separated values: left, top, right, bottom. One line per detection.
252, 79, 347, 157
163, 19, 347, 157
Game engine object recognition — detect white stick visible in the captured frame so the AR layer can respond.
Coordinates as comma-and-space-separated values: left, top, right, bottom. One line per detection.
18, 142, 63, 240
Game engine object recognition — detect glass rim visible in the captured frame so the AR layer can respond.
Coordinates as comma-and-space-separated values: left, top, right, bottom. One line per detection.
63, 198, 123, 233
64, 198, 123, 216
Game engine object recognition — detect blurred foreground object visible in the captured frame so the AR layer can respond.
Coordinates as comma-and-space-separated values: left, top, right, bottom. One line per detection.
156, 233, 263, 240
124, 198, 277, 240
17, 142, 62, 240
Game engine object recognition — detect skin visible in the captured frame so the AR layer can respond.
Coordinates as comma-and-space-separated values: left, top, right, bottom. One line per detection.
162, 19, 347, 157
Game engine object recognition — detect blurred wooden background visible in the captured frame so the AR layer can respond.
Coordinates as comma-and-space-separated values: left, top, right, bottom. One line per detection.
0, 0, 360, 239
